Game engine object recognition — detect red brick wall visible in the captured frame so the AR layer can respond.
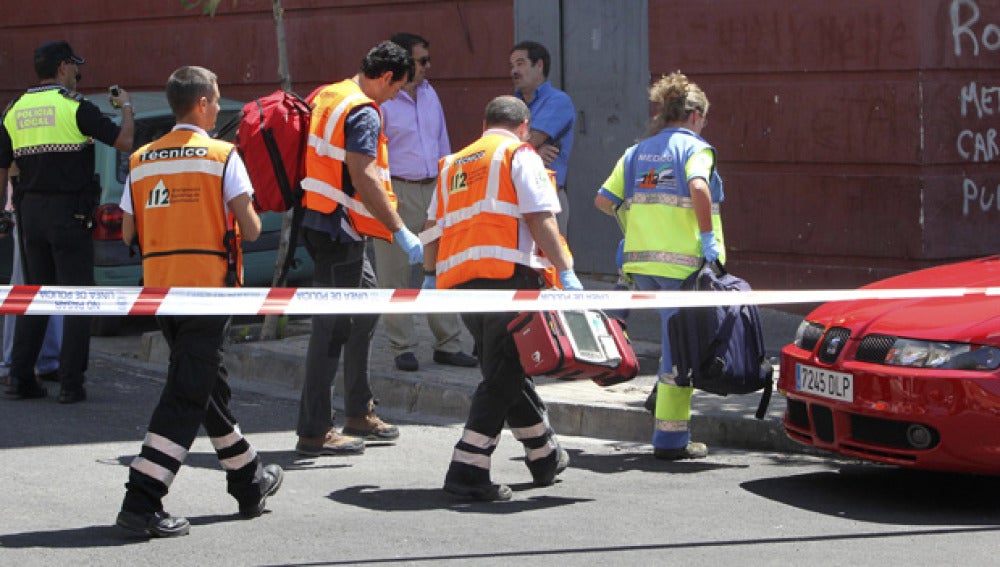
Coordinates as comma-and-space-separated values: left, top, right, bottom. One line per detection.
649, 0, 1000, 290
0, 0, 515, 151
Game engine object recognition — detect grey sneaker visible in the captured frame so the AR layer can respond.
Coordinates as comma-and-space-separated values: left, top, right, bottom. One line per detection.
653, 442, 708, 461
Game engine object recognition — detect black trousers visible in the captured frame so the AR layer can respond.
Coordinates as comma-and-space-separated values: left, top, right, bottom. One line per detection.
11, 193, 93, 390
297, 229, 379, 438
122, 315, 263, 514
445, 270, 556, 485
459, 308, 549, 439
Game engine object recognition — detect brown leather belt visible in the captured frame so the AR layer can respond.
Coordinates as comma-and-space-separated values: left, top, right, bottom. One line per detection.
391, 176, 437, 185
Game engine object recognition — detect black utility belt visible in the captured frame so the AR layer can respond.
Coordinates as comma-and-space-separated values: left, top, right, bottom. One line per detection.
21, 191, 83, 198
391, 176, 437, 185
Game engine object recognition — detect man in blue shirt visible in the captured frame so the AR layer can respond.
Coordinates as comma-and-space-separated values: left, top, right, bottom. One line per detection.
510, 40, 575, 236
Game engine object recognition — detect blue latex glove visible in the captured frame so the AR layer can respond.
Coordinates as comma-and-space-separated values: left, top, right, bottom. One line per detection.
615, 239, 625, 270
700, 230, 721, 264
421, 275, 437, 289
558, 269, 583, 291
394, 227, 424, 265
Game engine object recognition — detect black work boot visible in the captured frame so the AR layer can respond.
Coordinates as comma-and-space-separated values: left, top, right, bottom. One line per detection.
527, 446, 570, 487
5, 378, 47, 400
239, 464, 284, 518
116, 509, 190, 538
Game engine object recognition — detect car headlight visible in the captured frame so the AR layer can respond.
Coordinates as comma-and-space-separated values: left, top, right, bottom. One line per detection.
794, 320, 825, 350
885, 338, 1000, 370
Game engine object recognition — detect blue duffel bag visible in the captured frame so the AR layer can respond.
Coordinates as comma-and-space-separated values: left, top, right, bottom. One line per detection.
668, 260, 774, 419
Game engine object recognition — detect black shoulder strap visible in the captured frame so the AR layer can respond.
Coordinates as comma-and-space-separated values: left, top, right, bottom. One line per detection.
275, 198, 304, 285
754, 364, 774, 420
214, 112, 241, 141
259, 105, 297, 209
60, 88, 85, 102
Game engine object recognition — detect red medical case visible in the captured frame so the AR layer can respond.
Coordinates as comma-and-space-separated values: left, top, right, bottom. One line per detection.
507, 310, 639, 387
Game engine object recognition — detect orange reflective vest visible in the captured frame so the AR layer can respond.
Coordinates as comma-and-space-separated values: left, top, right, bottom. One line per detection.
428, 132, 561, 289
129, 129, 240, 287
302, 79, 396, 241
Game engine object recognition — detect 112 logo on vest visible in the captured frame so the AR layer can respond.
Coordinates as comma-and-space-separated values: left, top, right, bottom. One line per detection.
449, 169, 468, 194
139, 146, 209, 161
146, 180, 170, 208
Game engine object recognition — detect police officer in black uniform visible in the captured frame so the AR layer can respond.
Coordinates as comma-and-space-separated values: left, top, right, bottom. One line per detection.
0, 40, 134, 403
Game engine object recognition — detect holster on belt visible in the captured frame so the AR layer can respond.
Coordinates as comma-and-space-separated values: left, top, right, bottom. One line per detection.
223, 227, 244, 287
74, 175, 101, 229
10, 174, 24, 211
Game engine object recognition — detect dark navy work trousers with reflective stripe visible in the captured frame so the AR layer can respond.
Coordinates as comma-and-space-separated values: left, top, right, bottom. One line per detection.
121, 315, 262, 514
445, 270, 553, 485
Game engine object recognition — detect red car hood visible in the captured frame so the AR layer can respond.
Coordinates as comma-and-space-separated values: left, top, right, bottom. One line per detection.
807, 256, 1000, 346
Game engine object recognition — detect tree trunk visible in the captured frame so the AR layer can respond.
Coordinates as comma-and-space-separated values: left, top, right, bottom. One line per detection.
260, 0, 293, 340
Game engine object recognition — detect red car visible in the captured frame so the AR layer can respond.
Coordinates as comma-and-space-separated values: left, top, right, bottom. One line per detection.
778, 256, 1000, 474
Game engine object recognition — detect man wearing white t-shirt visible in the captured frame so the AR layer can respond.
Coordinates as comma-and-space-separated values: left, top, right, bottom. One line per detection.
422, 96, 581, 501
115, 66, 282, 537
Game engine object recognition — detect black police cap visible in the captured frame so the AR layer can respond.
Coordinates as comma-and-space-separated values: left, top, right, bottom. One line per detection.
35, 40, 86, 69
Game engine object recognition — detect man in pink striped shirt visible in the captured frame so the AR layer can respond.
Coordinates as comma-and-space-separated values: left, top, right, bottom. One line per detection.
375, 32, 476, 373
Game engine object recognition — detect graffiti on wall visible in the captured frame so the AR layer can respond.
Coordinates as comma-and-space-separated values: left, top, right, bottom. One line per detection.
952, 0, 1000, 216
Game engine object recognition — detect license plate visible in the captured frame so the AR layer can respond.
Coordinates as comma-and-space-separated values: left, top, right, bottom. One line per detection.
795, 364, 854, 402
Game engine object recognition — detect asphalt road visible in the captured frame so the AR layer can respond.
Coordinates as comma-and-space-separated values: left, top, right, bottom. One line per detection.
2, 350, 1000, 566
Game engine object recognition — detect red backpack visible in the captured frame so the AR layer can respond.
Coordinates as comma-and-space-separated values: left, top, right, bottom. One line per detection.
234, 90, 312, 213
213, 90, 312, 282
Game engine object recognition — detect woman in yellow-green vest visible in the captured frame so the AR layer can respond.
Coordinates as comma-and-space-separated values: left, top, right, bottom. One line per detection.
594, 71, 724, 460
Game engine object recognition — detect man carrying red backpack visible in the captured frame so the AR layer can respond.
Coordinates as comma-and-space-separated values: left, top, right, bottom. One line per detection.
294, 40, 421, 457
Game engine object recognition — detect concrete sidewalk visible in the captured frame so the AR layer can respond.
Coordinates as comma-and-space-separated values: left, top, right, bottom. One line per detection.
93, 274, 807, 454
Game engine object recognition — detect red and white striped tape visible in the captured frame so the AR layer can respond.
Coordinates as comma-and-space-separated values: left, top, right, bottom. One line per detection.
0, 284, 996, 317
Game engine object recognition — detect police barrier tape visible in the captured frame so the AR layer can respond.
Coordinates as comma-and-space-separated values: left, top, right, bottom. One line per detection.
0, 284, 997, 317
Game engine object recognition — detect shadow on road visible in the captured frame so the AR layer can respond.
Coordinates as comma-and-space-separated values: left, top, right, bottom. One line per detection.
0, 513, 236, 549
327, 484, 592, 515
742, 463, 1000, 525
555, 447, 749, 475
110, 450, 354, 473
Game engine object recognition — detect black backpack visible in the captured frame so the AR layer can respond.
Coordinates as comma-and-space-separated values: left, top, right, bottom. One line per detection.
668, 261, 774, 419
